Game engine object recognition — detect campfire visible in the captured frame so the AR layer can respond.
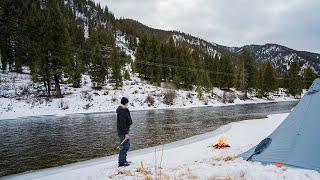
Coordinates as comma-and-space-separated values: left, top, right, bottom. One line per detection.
211, 137, 230, 149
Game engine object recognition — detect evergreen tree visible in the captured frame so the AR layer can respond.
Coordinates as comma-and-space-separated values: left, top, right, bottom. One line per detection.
89, 42, 106, 89
44, 0, 72, 98
234, 49, 257, 99
219, 53, 234, 90
303, 66, 316, 89
175, 42, 195, 88
257, 61, 277, 97
29, 0, 72, 97
287, 61, 303, 97
66, 18, 86, 88
209, 56, 220, 87
150, 37, 162, 85
111, 48, 122, 89
88, 25, 115, 89
134, 35, 148, 78
123, 69, 130, 80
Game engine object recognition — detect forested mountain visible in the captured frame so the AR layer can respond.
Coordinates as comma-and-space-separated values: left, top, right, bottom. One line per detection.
227, 44, 320, 73
117, 18, 320, 74
0, 0, 319, 99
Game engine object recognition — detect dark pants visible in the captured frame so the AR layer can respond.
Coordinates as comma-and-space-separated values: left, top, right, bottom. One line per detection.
118, 134, 130, 164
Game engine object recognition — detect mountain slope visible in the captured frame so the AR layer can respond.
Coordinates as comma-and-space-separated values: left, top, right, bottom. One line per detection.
115, 19, 320, 74
227, 44, 320, 73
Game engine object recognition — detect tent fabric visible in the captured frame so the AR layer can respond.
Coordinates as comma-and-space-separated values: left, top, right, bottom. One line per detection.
242, 78, 320, 171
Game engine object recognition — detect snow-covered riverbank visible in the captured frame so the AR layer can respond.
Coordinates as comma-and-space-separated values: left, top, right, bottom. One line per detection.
5, 113, 320, 180
0, 72, 297, 120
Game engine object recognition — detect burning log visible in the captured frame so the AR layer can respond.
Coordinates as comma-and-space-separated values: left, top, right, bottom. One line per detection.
275, 162, 284, 167
211, 137, 230, 149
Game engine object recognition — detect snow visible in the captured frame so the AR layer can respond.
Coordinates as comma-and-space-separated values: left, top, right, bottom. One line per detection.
172, 34, 219, 57
115, 33, 136, 61
6, 113, 320, 180
0, 71, 297, 120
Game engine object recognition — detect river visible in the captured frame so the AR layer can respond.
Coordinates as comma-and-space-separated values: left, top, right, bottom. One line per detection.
0, 101, 297, 177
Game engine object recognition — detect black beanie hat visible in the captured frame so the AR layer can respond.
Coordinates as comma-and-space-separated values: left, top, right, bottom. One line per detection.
121, 97, 129, 105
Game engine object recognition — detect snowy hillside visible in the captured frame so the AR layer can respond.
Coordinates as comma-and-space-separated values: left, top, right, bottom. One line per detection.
172, 34, 220, 57
227, 44, 320, 73
0, 70, 296, 120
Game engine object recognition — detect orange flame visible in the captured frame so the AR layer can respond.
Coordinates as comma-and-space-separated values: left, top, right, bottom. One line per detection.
213, 137, 230, 149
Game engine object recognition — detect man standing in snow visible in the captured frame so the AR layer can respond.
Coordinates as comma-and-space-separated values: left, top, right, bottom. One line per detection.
116, 97, 133, 167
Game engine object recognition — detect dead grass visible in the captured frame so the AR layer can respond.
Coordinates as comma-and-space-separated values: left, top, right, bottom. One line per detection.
109, 169, 133, 179
208, 176, 233, 180
136, 161, 152, 180
163, 90, 176, 105
212, 156, 237, 162
177, 168, 199, 180
145, 95, 155, 107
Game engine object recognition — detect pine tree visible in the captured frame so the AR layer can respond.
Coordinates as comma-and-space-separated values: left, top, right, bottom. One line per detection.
66, 18, 86, 88
134, 35, 147, 78
234, 49, 257, 99
176, 42, 195, 88
167, 36, 176, 80
111, 48, 123, 89
88, 25, 115, 89
219, 53, 234, 90
303, 66, 316, 89
123, 69, 130, 80
257, 61, 277, 97
43, 0, 72, 98
205, 56, 221, 87
89, 42, 106, 89
150, 37, 162, 85
287, 61, 302, 97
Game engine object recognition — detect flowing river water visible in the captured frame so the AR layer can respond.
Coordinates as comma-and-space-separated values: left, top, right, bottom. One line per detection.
0, 101, 297, 177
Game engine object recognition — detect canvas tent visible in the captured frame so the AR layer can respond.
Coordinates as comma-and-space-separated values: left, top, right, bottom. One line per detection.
242, 78, 320, 171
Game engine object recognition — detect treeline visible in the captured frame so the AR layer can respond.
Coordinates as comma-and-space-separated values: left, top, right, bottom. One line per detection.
0, 0, 130, 97
134, 35, 317, 97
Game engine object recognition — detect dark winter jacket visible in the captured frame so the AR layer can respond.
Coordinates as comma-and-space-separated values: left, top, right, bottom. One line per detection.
116, 105, 132, 135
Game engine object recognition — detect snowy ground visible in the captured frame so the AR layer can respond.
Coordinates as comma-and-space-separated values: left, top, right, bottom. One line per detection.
6, 113, 320, 180
0, 71, 297, 120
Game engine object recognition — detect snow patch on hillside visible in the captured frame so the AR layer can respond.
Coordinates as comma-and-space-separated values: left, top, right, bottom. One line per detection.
115, 33, 136, 61
172, 34, 219, 57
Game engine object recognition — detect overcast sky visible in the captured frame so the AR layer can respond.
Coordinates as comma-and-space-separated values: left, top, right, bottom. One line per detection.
96, 0, 320, 53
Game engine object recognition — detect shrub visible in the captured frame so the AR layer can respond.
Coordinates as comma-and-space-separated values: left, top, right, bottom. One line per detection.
186, 92, 193, 99
83, 103, 92, 110
145, 95, 155, 107
103, 91, 109, 95
163, 90, 176, 105
58, 99, 69, 110
81, 91, 93, 102
83, 77, 88, 86
111, 96, 117, 102
221, 91, 236, 103
6, 102, 13, 112
19, 85, 32, 96
204, 98, 209, 105
238, 93, 246, 101
196, 87, 204, 100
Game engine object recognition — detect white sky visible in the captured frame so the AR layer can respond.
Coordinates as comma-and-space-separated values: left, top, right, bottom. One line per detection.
96, 0, 320, 53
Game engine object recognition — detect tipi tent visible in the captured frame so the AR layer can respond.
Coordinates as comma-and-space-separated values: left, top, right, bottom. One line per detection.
242, 78, 320, 171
